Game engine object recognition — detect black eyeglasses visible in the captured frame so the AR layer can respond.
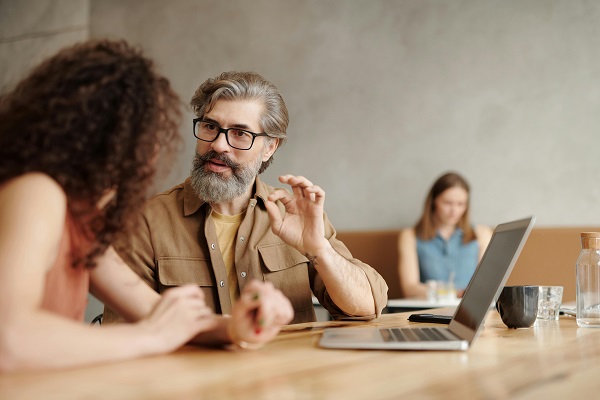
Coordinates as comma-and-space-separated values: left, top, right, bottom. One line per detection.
193, 118, 269, 150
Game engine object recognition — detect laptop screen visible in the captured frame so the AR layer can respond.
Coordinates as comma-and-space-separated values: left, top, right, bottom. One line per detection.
449, 217, 534, 341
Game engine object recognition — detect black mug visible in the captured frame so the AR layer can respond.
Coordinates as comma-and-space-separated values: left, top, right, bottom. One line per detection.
495, 285, 539, 329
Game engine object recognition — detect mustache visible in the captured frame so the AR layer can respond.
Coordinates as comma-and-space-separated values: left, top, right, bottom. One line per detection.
196, 150, 239, 171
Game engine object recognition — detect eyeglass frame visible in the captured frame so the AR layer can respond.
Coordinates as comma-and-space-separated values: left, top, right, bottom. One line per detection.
193, 118, 270, 150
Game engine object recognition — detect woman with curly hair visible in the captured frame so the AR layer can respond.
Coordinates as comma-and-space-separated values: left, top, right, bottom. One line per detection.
0, 39, 293, 372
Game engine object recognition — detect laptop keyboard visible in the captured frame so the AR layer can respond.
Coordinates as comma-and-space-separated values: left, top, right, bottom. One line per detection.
380, 327, 452, 342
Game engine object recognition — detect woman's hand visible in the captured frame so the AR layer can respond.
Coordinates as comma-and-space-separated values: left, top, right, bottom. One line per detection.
139, 286, 217, 353
228, 280, 294, 349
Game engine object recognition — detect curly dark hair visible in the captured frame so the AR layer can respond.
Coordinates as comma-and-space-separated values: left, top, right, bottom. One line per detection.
0, 39, 182, 268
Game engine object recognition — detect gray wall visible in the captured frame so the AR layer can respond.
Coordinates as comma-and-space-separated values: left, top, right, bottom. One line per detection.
0, 0, 89, 92
88, 0, 600, 230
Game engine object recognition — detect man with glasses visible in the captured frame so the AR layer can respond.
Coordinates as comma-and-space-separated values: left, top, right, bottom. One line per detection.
104, 71, 388, 324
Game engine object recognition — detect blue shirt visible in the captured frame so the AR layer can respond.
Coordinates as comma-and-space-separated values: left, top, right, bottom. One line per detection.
416, 228, 479, 289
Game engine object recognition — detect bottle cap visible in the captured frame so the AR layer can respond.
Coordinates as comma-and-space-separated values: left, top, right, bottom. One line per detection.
581, 232, 600, 249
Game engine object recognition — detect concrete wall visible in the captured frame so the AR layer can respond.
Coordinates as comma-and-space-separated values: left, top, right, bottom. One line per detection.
0, 0, 89, 93
88, 0, 600, 230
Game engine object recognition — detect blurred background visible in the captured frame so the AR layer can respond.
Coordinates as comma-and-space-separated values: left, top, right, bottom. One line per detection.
2, 0, 600, 318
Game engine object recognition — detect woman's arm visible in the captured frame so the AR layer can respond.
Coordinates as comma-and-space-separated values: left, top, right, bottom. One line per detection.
0, 174, 215, 372
92, 250, 294, 349
89, 246, 161, 322
397, 228, 427, 298
474, 224, 494, 261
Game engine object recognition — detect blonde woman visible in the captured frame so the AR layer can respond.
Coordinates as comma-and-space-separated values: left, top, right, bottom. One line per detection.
398, 172, 492, 298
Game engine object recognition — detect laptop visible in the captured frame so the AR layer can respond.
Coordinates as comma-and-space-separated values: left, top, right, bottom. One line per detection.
319, 216, 536, 351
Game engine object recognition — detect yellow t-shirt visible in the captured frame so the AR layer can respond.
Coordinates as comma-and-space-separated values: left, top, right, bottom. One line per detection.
212, 210, 244, 304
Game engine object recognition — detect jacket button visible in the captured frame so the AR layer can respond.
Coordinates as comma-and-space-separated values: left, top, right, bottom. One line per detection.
211, 243, 216, 250
240, 236, 245, 242
241, 272, 247, 278
219, 280, 225, 287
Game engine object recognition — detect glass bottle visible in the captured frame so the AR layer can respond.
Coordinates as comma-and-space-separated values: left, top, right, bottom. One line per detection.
576, 232, 600, 327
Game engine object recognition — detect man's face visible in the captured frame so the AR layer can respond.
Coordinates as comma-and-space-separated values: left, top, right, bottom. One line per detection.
190, 99, 277, 203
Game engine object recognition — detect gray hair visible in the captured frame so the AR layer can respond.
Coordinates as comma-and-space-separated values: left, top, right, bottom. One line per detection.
190, 72, 288, 174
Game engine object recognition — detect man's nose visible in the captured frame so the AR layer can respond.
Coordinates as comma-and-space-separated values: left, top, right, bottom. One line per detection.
211, 131, 231, 152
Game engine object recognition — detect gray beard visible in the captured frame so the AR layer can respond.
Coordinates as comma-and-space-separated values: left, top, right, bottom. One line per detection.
189, 150, 263, 204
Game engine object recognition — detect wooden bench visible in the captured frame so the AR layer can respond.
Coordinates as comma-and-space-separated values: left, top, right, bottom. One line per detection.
336, 227, 600, 302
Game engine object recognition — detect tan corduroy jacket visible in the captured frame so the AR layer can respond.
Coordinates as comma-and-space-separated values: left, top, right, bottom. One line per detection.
104, 177, 388, 324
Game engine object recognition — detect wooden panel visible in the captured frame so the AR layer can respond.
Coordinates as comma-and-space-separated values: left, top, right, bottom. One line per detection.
336, 230, 402, 298
507, 227, 600, 301
337, 227, 600, 302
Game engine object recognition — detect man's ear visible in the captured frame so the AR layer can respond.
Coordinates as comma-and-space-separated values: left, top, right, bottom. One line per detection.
262, 138, 279, 162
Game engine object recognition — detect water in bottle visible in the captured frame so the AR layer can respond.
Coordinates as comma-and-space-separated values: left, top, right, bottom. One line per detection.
576, 232, 600, 327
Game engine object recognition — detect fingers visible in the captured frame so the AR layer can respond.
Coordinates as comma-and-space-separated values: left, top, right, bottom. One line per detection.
157, 286, 212, 322
263, 198, 283, 234
238, 280, 270, 332
303, 184, 325, 206
192, 314, 219, 332
278, 175, 314, 197
231, 280, 294, 345
143, 286, 217, 353
273, 175, 326, 205
267, 188, 293, 204
262, 289, 294, 326
246, 280, 294, 329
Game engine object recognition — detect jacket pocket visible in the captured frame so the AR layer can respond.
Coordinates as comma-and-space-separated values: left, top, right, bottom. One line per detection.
258, 243, 308, 272
156, 257, 218, 311
258, 244, 313, 322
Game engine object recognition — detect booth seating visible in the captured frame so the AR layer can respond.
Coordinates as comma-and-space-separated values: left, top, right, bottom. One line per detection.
336, 227, 600, 302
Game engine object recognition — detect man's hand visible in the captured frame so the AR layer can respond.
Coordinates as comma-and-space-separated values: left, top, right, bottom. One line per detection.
264, 175, 330, 256
228, 280, 294, 348
264, 175, 379, 317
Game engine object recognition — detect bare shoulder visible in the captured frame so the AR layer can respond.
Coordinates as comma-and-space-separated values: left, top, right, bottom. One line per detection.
399, 227, 417, 246
0, 172, 66, 202
474, 224, 493, 243
0, 173, 69, 318
400, 227, 416, 238
0, 173, 67, 241
474, 224, 493, 235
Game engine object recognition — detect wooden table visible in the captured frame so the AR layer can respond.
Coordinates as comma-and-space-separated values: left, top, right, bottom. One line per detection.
1, 310, 599, 399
